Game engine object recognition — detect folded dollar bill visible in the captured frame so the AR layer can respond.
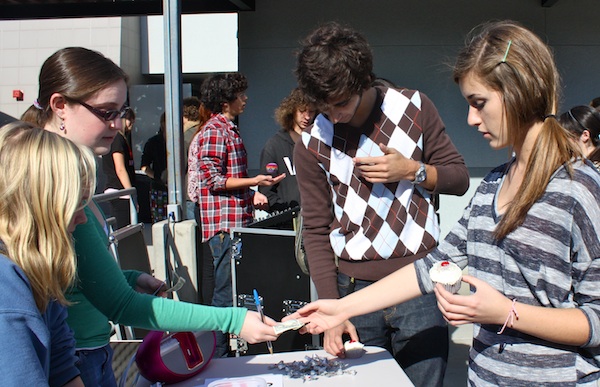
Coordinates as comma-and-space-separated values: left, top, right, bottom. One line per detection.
273, 319, 305, 335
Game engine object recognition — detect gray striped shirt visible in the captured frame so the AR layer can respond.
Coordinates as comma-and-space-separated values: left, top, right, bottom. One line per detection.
415, 160, 600, 386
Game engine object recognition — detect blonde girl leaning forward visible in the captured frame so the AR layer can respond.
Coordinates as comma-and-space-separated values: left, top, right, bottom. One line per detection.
0, 122, 96, 386
287, 20, 600, 386
22, 47, 278, 386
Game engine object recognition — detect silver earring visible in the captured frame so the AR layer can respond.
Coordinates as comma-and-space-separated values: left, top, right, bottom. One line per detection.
60, 120, 65, 131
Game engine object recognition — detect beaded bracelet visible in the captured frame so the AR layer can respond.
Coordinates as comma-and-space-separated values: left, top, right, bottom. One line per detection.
497, 298, 519, 335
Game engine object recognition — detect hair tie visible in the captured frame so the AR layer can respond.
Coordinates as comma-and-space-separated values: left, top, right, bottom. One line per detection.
543, 114, 556, 121
501, 40, 512, 63
33, 99, 43, 110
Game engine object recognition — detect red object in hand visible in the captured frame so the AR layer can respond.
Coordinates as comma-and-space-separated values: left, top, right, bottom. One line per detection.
266, 163, 278, 176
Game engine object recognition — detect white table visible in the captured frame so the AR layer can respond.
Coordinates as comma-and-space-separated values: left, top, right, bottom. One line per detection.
137, 346, 414, 386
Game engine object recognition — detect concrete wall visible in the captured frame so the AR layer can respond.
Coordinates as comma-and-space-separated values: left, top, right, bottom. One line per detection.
0, 16, 141, 120
238, 0, 600, 171
237, 0, 600, 234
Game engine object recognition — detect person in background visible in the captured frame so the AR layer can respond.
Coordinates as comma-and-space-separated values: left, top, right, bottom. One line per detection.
141, 112, 168, 222
102, 107, 137, 229
558, 105, 600, 171
292, 22, 469, 386
183, 99, 214, 304
22, 47, 279, 387
187, 72, 285, 356
183, 96, 202, 156
183, 96, 203, 220
0, 122, 95, 387
259, 88, 316, 216
287, 20, 600, 386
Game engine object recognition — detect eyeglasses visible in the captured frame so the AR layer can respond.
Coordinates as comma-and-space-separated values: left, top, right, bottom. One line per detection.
76, 100, 131, 122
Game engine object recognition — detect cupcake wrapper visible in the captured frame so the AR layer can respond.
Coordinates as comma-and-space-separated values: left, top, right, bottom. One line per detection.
344, 348, 365, 358
436, 281, 461, 294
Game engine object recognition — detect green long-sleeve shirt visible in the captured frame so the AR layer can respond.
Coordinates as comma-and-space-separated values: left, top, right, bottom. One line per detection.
67, 205, 247, 349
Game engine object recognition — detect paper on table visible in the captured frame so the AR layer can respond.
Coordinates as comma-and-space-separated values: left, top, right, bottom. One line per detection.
198, 374, 284, 387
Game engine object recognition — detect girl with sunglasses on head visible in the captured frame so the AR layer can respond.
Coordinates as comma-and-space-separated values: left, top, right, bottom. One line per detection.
558, 105, 600, 172
22, 47, 278, 387
0, 122, 95, 386
286, 20, 600, 386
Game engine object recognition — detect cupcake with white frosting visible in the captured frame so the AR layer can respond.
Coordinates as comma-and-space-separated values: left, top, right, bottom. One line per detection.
429, 261, 462, 294
343, 340, 365, 358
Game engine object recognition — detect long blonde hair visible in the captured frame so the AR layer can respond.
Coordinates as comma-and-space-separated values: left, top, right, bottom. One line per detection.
453, 21, 581, 240
0, 122, 96, 312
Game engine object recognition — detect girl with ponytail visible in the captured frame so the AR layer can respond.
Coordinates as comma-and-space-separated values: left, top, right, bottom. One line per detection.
286, 20, 600, 386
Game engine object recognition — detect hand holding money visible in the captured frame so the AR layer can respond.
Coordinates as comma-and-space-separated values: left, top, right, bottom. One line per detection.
273, 319, 305, 335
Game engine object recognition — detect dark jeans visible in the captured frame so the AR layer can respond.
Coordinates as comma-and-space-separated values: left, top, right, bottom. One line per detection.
75, 344, 117, 387
208, 231, 233, 357
193, 204, 214, 305
338, 272, 448, 387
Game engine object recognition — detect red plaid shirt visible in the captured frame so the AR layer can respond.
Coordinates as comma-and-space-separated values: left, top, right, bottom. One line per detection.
187, 113, 254, 242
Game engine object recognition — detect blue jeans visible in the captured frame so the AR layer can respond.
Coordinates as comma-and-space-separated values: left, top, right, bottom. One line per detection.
208, 231, 233, 356
338, 272, 448, 387
75, 344, 117, 387
185, 200, 196, 220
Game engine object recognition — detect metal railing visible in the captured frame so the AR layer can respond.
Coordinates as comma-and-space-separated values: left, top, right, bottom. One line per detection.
92, 187, 138, 226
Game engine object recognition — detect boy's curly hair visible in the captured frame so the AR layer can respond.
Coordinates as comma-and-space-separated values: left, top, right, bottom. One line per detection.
295, 22, 374, 108
274, 88, 312, 131
200, 73, 248, 113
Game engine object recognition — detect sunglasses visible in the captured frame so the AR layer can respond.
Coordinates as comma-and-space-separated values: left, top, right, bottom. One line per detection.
76, 100, 131, 121
567, 109, 588, 133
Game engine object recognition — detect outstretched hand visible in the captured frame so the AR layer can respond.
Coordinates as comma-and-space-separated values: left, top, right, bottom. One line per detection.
433, 274, 511, 326
353, 143, 415, 183
282, 299, 348, 335
239, 311, 279, 344
254, 173, 286, 187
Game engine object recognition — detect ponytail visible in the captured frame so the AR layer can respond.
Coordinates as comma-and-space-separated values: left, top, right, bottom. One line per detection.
494, 117, 581, 239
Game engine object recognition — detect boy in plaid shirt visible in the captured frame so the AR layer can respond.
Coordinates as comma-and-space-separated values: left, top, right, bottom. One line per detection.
188, 72, 284, 356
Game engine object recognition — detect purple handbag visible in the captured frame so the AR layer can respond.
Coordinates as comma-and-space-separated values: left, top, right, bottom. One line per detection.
136, 330, 216, 384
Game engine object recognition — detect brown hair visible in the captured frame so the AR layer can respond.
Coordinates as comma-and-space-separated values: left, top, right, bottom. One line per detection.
295, 22, 375, 108
22, 47, 128, 127
274, 88, 313, 132
183, 96, 201, 121
200, 72, 247, 113
453, 20, 581, 240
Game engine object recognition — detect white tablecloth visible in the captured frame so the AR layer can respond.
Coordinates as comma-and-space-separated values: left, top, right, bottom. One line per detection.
137, 345, 414, 386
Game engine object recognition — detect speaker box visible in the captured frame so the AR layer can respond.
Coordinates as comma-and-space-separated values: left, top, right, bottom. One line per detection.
231, 227, 316, 354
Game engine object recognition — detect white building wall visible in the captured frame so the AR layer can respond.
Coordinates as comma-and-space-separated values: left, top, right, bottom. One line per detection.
0, 17, 126, 119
